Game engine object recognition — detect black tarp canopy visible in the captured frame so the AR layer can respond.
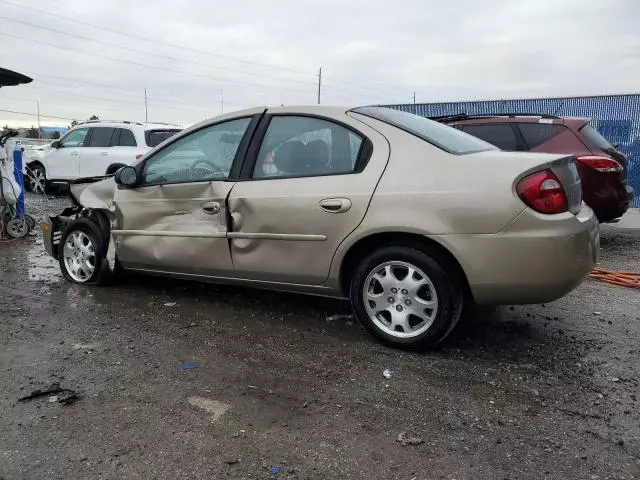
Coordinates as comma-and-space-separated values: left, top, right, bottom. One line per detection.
0, 67, 32, 87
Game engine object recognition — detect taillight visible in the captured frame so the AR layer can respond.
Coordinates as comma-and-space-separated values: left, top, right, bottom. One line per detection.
135, 154, 144, 160
517, 170, 568, 214
575, 155, 622, 173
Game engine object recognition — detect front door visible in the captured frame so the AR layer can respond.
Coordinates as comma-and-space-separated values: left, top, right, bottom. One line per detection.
112, 116, 255, 277
47, 127, 89, 180
227, 109, 390, 285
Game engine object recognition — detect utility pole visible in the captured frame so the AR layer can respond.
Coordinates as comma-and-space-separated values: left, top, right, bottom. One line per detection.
144, 88, 148, 122
317, 66, 322, 105
220, 89, 224, 114
36, 100, 41, 138
413, 91, 416, 105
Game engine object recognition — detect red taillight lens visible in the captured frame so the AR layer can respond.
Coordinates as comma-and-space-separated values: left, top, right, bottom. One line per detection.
517, 170, 568, 214
135, 154, 144, 160
575, 155, 622, 173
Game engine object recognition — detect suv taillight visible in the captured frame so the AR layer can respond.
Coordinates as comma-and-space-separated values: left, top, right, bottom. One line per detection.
517, 170, 568, 214
575, 155, 622, 173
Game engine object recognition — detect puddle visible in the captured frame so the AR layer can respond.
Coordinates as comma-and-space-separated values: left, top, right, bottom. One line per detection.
27, 243, 61, 284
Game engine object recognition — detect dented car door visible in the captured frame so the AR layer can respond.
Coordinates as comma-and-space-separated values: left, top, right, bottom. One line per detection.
227, 108, 390, 285
111, 117, 256, 277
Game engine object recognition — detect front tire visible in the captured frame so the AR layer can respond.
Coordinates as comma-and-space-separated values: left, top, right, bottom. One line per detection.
58, 218, 115, 285
26, 164, 47, 194
350, 246, 463, 350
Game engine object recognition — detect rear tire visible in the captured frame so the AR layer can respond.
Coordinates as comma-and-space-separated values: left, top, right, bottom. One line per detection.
349, 246, 463, 350
58, 218, 115, 286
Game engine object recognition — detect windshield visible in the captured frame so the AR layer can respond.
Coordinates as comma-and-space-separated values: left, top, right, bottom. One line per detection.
350, 106, 497, 154
579, 124, 614, 150
145, 129, 181, 147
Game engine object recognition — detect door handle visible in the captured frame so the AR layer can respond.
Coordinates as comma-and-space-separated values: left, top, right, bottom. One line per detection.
70, 152, 79, 157
100, 152, 109, 156
319, 198, 352, 214
201, 200, 221, 215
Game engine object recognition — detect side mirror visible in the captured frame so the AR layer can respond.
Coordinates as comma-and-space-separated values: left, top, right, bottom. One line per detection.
114, 166, 138, 187
51, 140, 60, 148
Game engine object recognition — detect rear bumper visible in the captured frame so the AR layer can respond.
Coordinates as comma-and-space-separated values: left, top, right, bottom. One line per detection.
435, 205, 599, 305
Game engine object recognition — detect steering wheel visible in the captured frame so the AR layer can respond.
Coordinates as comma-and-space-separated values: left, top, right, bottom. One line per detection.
190, 161, 226, 180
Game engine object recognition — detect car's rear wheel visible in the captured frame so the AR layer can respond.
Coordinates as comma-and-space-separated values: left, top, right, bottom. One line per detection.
26, 164, 47, 194
350, 246, 463, 350
59, 218, 115, 285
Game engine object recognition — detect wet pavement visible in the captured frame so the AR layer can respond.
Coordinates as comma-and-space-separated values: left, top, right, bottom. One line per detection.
1, 193, 639, 479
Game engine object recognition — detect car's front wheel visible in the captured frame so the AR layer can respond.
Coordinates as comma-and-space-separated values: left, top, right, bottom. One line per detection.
350, 246, 463, 350
59, 218, 115, 285
26, 163, 47, 194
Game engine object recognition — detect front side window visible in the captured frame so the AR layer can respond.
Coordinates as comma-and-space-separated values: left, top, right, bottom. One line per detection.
87, 127, 115, 148
462, 124, 518, 151
253, 116, 363, 179
60, 128, 89, 148
350, 106, 495, 155
142, 118, 251, 184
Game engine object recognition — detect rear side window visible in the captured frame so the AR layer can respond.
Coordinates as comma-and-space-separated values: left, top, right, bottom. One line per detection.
518, 123, 566, 149
117, 128, 137, 147
579, 124, 613, 150
145, 129, 181, 147
461, 124, 518, 151
350, 106, 496, 154
87, 127, 115, 147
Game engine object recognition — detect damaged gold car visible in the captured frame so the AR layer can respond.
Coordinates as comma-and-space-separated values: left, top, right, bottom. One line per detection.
43, 106, 600, 349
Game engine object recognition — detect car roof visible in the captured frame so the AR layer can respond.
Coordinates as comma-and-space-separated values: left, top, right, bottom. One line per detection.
73, 120, 182, 130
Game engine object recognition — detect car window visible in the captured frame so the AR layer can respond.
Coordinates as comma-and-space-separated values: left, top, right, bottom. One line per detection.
518, 123, 566, 149
579, 124, 614, 150
87, 127, 115, 147
350, 106, 495, 154
145, 129, 181, 147
142, 118, 251, 184
253, 116, 363, 179
59, 128, 89, 148
461, 124, 518, 151
117, 128, 137, 147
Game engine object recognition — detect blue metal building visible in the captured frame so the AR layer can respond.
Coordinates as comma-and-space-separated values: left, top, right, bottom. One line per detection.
386, 94, 640, 207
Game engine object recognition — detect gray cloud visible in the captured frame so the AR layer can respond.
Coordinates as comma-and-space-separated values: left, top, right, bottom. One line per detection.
1, 0, 638, 128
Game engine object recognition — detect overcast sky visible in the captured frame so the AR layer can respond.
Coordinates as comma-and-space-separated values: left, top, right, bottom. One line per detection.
1, 0, 638, 128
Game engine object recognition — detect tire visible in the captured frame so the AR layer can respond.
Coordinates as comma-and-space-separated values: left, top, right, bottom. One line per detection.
26, 164, 47, 194
58, 218, 115, 286
349, 246, 463, 350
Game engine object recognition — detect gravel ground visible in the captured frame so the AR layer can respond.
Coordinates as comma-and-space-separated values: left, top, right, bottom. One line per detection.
0, 193, 639, 479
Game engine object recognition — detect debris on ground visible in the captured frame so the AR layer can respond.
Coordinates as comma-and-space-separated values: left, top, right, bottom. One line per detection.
383, 369, 393, 379
271, 465, 281, 475
18, 383, 78, 405
225, 458, 240, 465
72, 343, 98, 351
325, 313, 354, 322
177, 363, 198, 370
397, 432, 424, 446
164, 302, 177, 307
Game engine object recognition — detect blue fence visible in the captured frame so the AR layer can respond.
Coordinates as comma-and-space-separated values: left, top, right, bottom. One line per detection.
386, 94, 640, 207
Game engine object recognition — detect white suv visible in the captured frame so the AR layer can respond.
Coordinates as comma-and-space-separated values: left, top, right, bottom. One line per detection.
25, 120, 181, 193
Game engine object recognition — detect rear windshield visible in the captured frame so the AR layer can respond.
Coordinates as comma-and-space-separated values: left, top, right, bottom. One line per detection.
145, 129, 181, 147
350, 106, 497, 154
579, 124, 613, 150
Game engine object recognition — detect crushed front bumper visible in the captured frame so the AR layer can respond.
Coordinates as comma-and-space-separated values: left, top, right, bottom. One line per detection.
42, 207, 78, 259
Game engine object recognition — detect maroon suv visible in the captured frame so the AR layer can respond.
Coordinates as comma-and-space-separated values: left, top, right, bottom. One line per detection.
435, 113, 634, 223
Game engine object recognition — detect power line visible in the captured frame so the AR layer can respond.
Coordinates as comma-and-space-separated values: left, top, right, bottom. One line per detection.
0, 15, 316, 88
0, 108, 74, 121
0, 0, 314, 76
0, 32, 316, 96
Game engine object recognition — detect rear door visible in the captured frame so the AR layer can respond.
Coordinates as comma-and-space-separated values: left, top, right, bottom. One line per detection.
108, 128, 142, 169
112, 116, 257, 277
79, 127, 115, 177
46, 127, 89, 180
227, 107, 390, 285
